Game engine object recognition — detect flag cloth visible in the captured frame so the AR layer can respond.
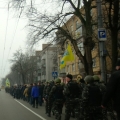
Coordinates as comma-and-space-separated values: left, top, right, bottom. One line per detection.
60, 44, 74, 69
6, 78, 10, 87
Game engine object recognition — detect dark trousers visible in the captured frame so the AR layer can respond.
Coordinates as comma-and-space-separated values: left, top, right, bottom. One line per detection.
38, 96, 42, 106
54, 100, 63, 118
116, 110, 120, 120
65, 101, 80, 120
45, 99, 49, 113
33, 97, 38, 107
29, 96, 33, 105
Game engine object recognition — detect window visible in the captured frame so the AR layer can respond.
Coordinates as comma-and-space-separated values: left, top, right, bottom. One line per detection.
70, 25, 73, 32
92, 58, 96, 67
78, 42, 84, 55
59, 57, 61, 65
53, 59, 57, 65
75, 26, 82, 39
52, 67, 57, 71
76, 20, 81, 29
67, 66, 70, 73
65, 41, 68, 49
37, 57, 40, 60
38, 69, 41, 73
72, 64, 75, 72
90, 9, 92, 16
42, 59, 46, 64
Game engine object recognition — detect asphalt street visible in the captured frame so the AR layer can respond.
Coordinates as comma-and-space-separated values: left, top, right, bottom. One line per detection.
0, 89, 75, 120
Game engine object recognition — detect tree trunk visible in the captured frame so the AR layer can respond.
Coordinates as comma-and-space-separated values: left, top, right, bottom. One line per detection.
84, 37, 94, 75
111, 30, 118, 70
72, 39, 93, 75
21, 74, 25, 84
110, 0, 119, 70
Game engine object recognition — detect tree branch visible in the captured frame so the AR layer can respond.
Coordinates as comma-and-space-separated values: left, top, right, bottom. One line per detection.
108, 1, 113, 29
77, 0, 80, 9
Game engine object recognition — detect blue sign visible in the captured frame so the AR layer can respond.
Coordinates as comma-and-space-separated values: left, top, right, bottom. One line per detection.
98, 28, 107, 41
52, 72, 58, 77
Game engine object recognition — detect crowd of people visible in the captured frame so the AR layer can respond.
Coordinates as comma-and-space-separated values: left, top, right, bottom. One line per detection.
4, 59, 120, 120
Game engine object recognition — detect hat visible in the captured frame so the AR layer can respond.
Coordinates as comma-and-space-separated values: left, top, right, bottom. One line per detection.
66, 74, 73, 80
84, 75, 94, 84
93, 75, 100, 81
116, 59, 120, 66
55, 78, 61, 83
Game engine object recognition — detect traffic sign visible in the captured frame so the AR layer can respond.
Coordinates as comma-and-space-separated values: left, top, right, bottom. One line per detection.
52, 72, 58, 77
98, 28, 107, 41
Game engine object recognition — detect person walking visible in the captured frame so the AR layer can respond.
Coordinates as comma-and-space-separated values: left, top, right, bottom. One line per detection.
63, 74, 81, 120
28, 83, 33, 105
49, 78, 64, 120
31, 83, 39, 108
37, 82, 42, 106
102, 59, 120, 120
23, 85, 29, 101
81, 75, 103, 120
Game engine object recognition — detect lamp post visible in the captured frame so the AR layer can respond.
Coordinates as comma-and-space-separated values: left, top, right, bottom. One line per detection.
96, 0, 106, 82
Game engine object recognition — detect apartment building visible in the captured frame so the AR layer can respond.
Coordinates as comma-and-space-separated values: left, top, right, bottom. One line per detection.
36, 44, 58, 82
56, 7, 112, 81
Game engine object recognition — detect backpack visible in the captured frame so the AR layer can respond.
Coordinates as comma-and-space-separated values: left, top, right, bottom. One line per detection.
54, 85, 64, 99
67, 81, 80, 98
88, 84, 102, 106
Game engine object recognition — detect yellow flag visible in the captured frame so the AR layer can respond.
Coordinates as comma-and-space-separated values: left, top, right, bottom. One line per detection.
60, 44, 74, 69
6, 78, 10, 87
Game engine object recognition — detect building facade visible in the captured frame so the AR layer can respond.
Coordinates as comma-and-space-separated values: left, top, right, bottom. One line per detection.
36, 44, 58, 82
56, 7, 112, 82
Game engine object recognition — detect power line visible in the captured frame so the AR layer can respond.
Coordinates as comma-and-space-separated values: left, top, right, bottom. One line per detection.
1, 0, 62, 78
2, 7, 23, 78
0, 4, 9, 78
0, 1, 60, 9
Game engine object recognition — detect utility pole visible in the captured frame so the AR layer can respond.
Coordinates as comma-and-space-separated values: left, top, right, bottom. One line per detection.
97, 0, 106, 82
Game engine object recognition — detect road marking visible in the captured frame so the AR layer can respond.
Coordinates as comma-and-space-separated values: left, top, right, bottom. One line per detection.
15, 99, 46, 120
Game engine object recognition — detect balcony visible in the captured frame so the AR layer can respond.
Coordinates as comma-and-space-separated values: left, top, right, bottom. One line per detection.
41, 59, 46, 65
41, 64, 46, 68
38, 73, 41, 76
53, 59, 57, 66
42, 70, 46, 75
37, 69, 41, 73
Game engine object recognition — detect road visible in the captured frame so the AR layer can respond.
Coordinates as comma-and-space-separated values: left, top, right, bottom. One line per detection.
0, 89, 75, 120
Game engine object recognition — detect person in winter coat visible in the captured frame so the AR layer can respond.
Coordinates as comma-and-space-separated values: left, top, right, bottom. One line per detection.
102, 59, 120, 120
28, 83, 33, 104
23, 85, 29, 101
31, 83, 39, 108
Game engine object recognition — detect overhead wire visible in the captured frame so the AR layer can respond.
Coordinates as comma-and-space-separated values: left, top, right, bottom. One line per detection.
2, 7, 23, 78
0, 1, 60, 9
0, 4, 9, 79
1, 0, 64, 78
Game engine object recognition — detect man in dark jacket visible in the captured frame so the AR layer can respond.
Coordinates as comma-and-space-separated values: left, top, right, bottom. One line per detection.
102, 59, 120, 120
37, 82, 42, 106
63, 74, 81, 120
49, 78, 64, 120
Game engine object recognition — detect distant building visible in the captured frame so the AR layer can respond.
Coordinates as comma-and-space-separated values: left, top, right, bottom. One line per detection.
36, 44, 58, 82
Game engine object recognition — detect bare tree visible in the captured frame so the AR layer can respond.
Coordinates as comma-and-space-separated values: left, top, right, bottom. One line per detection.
103, 0, 120, 70
10, 49, 37, 84
10, 0, 96, 75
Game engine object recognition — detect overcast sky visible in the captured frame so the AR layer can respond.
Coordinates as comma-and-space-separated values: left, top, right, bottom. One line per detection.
0, 0, 72, 79
0, 0, 63, 79
0, 1, 27, 79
